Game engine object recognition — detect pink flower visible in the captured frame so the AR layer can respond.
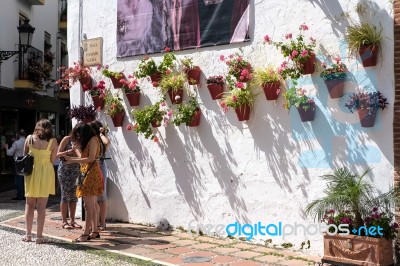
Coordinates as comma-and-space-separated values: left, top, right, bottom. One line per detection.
152, 81, 158, 87
291, 50, 298, 57
237, 57, 243, 62
165, 69, 171, 75
232, 95, 238, 102
241, 69, 249, 76
299, 24, 309, 31
153, 136, 159, 142
300, 50, 308, 57
96, 65, 102, 71
264, 35, 271, 43
128, 81, 137, 90
104, 65, 109, 69
160, 101, 166, 107
229, 54, 234, 58
128, 74, 133, 78
285, 33, 292, 39
276, 89, 281, 95
236, 82, 244, 89
219, 55, 225, 61
167, 110, 173, 117
277, 67, 283, 74
164, 47, 171, 52
334, 56, 341, 63
126, 124, 133, 131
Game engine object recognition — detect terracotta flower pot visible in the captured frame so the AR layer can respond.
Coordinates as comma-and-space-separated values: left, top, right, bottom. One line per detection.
111, 111, 125, 127
110, 73, 125, 89
91, 95, 105, 110
186, 66, 201, 85
234, 104, 250, 121
359, 45, 379, 67
301, 53, 316, 75
126, 92, 140, 107
357, 108, 377, 128
324, 78, 345, 99
150, 72, 162, 83
262, 81, 281, 100
207, 84, 224, 100
151, 119, 161, 128
79, 76, 92, 91
167, 88, 184, 104
297, 103, 315, 122
187, 108, 201, 127
322, 234, 393, 266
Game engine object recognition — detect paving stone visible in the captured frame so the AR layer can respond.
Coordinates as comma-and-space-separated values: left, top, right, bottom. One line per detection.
142, 252, 172, 259
211, 255, 240, 264
212, 247, 241, 254
165, 247, 195, 254
232, 242, 257, 250
234, 250, 263, 259
172, 239, 197, 246
254, 255, 284, 263
230, 260, 263, 266
279, 259, 313, 266
124, 247, 154, 254
190, 243, 218, 250
149, 243, 177, 250
183, 263, 214, 266
252, 246, 280, 253
159, 256, 185, 264
185, 251, 216, 258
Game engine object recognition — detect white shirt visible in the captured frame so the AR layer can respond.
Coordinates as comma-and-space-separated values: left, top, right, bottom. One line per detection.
6, 137, 26, 160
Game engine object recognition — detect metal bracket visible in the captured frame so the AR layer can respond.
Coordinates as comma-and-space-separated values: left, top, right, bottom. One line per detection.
0, 51, 19, 63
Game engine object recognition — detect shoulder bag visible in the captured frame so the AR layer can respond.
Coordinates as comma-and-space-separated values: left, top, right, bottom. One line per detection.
15, 136, 34, 176
76, 160, 96, 187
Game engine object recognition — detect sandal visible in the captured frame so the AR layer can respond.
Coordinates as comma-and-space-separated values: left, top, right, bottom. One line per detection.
22, 235, 32, 242
75, 234, 90, 242
70, 221, 82, 229
98, 224, 106, 231
62, 222, 73, 229
36, 238, 50, 244
90, 232, 100, 239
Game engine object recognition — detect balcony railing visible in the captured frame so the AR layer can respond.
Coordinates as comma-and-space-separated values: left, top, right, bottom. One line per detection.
14, 46, 44, 90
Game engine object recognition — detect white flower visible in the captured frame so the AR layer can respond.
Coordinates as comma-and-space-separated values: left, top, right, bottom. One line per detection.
175, 95, 181, 101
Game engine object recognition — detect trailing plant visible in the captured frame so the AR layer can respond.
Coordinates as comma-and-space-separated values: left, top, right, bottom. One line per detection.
219, 49, 253, 82
67, 104, 97, 122
87, 80, 106, 97
135, 48, 177, 79
172, 97, 200, 126
104, 91, 125, 118
56, 62, 91, 90
320, 56, 347, 81
345, 89, 388, 113
120, 77, 140, 94
283, 83, 315, 110
219, 78, 256, 111
206, 75, 224, 86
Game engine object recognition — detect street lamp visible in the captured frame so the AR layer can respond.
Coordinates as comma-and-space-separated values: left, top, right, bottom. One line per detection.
0, 19, 35, 84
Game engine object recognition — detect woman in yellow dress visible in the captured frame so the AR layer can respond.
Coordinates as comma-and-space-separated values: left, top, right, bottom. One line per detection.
23, 119, 58, 244
64, 123, 103, 242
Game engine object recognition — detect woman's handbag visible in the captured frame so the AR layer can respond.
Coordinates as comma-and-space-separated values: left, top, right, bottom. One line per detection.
15, 154, 34, 176
76, 160, 96, 187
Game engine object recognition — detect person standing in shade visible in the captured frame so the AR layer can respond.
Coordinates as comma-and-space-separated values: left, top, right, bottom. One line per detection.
23, 119, 58, 244
64, 123, 103, 242
90, 121, 110, 231
57, 128, 82, 230
4, 129, 26, 200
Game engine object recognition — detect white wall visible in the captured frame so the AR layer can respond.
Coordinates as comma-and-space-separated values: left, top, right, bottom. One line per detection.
68, 0, 394, 255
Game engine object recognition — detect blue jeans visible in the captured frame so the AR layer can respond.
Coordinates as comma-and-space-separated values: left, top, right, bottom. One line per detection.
15, 174, 25, 198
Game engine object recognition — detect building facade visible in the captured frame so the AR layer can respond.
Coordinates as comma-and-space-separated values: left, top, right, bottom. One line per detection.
68, 0, 395, 256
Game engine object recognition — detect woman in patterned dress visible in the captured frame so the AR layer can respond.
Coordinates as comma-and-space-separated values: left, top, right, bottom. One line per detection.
56, 127, 82, 229
64, 123, 103, 242
23, 119, 58, 244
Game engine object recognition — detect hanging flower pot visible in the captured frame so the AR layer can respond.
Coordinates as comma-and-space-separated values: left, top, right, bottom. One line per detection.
186, 67, 202, 85
324, 78, 345, 99
207, 84, 224, 100
151, 119, 161, 128
234, 104, 251, 121
126, 92, 140, 107
359, 45, 379, 67
187, 108, 201, 127
79, 76, 92, 91
111, 111, 125, 127
262, 81, 281, 100
91, 96, 105, 110
357, 108, 377, 128
110, 73, 125, 89
167, 88, 184, 104
301, 53, 316, 75
297, 103, 315, 122
150, 72, 162, 84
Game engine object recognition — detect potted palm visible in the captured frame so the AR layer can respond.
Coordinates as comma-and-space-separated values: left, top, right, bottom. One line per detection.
252, 66, 282, 100
283, 84, 316, 122
101, 67, 125, 89
344, 89, 388, 127
181, 57, 202, 85
206, 75, 225, 100
159, 72, 186, 104
104, 91, 125, 127
173, 97, 201, 127
320, 57, 347, 98
305, 167, 398, 266
345, 22, 382, 67
120, 77, 141, 107
130, 100, 171, 140
219, 78, 256, 121
87, 80, 106, 110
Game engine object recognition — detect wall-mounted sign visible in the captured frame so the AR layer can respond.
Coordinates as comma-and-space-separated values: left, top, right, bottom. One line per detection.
82, 37, 103, 66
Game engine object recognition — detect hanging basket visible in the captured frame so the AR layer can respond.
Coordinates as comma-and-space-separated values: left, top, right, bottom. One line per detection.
126, 92, 140, 107
91, 96, 105, 110
324, 78, 345, 99
111, 111, 125, 127
186, 66, 201, 85
187, 108, 201, 127
357, 108, 377, 128
359, 45, 379, 67
79, 76, 92, 91
297, 103, 315, 122
207, 84, 224, 100
234, 104, 251, 121
167, 88, 184, 104
110, 73, 125, 89
262, 81, 281, 100
151, 119, 161, 128
301, 53, 316, 75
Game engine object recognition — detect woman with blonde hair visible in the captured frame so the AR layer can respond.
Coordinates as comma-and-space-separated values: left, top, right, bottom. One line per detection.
23, 119, 58, 244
